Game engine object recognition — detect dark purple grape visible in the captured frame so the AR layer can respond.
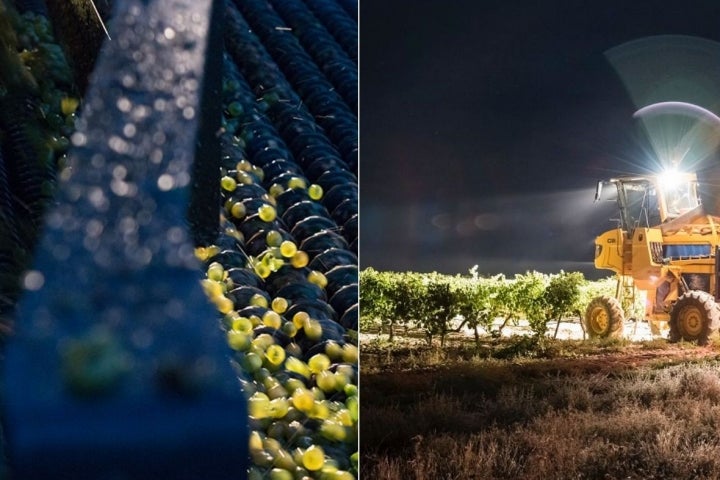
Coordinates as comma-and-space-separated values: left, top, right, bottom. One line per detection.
252, 326, 292, 347
299, 230, 349, 256
276, 281, 327, 303
286, 298, 337, 322
290, 215, 337, 243
281, 200, 330, 229
232, 183, 267, 201
275, 188, 310, 212
237, 305, 271, 320
340, 303, 358, 330
329, 283, 358, 319
228, 286, 271, 309
264, 159, 302, 183
308, 248, 358, 272
226, 267, 265, 290
324, 265, 358, 297
210, 249, 247, 269
323, 183, 357, 212
330, 198, 357, 225
342, 213, 358, 244
316, 169, 357, 192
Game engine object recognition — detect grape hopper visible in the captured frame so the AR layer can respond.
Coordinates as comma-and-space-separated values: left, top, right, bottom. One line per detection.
0, 0, 358, 478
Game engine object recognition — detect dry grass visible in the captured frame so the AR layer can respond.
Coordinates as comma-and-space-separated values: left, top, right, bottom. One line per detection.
361, 338, 720, 479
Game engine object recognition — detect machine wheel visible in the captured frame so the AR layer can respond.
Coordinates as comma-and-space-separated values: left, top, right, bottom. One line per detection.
669, 290, 720, 345
583, 296, 624, 339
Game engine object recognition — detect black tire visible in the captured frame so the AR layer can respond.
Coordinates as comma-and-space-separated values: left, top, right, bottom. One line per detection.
584, 296, 624, 339
669, 290, 720, 345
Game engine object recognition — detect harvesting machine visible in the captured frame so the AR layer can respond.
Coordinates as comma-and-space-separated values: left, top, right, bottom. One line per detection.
587, 165, 720, 344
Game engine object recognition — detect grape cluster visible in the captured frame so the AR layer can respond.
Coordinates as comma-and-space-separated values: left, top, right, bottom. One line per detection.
0, 4, 76, 323
198, 2, 358, 476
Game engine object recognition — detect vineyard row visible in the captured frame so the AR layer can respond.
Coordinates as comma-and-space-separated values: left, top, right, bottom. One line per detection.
359, 267, 637, 345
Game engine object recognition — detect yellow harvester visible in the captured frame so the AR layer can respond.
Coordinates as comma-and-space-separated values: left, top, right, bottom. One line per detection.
587, 169, 720, 344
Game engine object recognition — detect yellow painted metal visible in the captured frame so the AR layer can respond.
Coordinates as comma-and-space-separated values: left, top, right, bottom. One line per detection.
594, 172, 720, 325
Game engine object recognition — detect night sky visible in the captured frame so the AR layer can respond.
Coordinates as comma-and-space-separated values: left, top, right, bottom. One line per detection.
360, 0, 720, 278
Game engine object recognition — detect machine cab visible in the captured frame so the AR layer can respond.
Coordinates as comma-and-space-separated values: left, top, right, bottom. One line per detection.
595, 171, 699, 233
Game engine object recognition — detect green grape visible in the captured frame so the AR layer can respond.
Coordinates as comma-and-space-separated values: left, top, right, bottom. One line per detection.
232, 316, 253, 333
212, 295, 234, 314
263, 310, 282, 329
291, 387, 315, 412
272, 455, 298, 476
285, 356, 311, 379
268, 183, 285, 197
343, 383, 358, 398
346, 395, 358, 422
308, 184, 323, 200
285, 406, 303, 423
272, 296, 289, 314
253, 333, 275, 350
285, 342, 302, 358
316, 370, 337, 393
207, 245, 221, 259
250, 293, 269, 308
249, 430, 264, 452
328, 471, 355, 480
230, 202, 246, 219
226, 101, 243, 117
265, 379, 289, 400
350, 452, 358, 472
254, 263, 271, 278
258, 204, 277, 222
237, 159, 253, 171
334, 408, 353, 427
249, 315, 262, 327
207, 262, 224, 282
280, 321, 297, 338
242, 352, 263, 373
342, 344, 359, 364
236, 170, 254, 185
293, 311, 310, 329
271, 257, 285, 271
308, 353, 331, 374
227, 330, 251, 351
267, 420, 288, 440
303, 318, 323, 341
279, 240, 297, 258
287, 176, 307, 190
194, 246, 208, 262
302, 445, 325, 471
265, 344, 286, 367
252, 165, 265, 181
307, 270, 327, 288
269, 468, 293, 480
268, 397, 290, 419
320, 419, 348, 442
284, 378, 305, 394
335, 364, 355, 382
220, 175, 237, 192
333, 371, 349, 390
225, 226, 244, 242
266, 230, 283, 247
309, 400, 330, 420
61, 96, 79, 115
255, 368, 273, 383
311, 387, 326, 401
200, 279, 223, 298
324, 341, 343, 361
290, 250, 309, 268
248, 391, 271, 419
250, 449, 274, 468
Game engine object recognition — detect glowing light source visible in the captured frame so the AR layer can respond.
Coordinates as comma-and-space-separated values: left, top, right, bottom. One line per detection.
658, 167, 681, 190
